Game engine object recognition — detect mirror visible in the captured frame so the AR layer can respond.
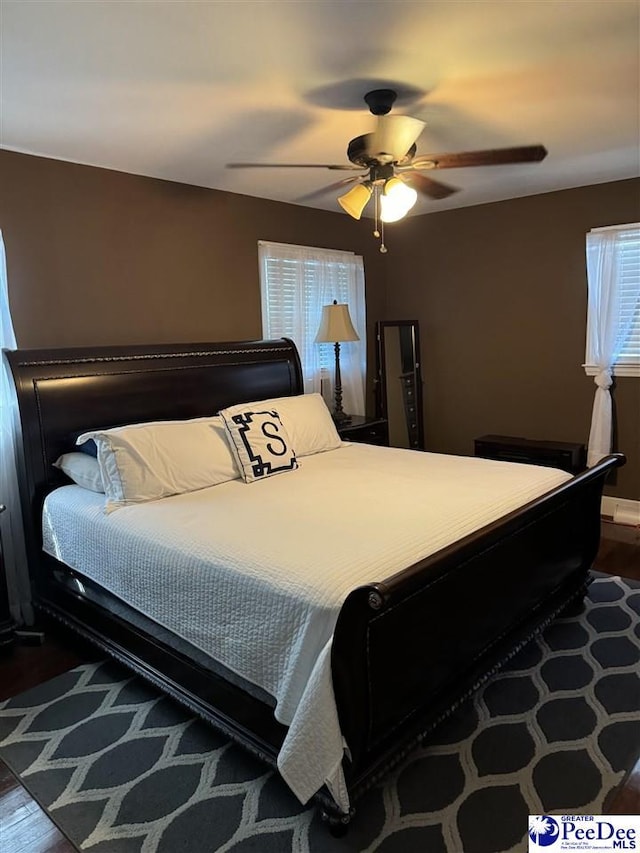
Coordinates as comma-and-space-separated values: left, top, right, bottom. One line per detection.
375, 320, 424, 450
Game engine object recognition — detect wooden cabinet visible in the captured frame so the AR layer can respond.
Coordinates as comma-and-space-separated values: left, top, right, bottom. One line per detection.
398, 371, 422, 449
338, 416, 389, 447
474, 435, 586, 474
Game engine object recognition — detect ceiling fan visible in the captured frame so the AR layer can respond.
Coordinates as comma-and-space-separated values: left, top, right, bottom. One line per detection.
227, 89, 547, 252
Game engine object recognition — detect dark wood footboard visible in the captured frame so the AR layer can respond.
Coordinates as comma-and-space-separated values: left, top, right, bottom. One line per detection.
331, 453, 623, 804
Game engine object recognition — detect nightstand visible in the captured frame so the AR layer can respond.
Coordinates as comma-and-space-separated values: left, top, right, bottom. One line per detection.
338, 416, 389, 447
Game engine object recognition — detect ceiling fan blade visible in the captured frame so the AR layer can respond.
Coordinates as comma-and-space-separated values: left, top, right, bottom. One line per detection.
226, 162, 362, 171
367, 115, 426, 163
411, 145, 548, 170
402, 173, 459, 200
296, 176, 365, 203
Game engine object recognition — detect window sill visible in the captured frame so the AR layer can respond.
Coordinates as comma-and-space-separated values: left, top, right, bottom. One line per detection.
583, 364, 640, 378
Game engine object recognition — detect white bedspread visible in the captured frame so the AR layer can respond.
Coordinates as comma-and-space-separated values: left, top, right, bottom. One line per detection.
42, 443, 571, 811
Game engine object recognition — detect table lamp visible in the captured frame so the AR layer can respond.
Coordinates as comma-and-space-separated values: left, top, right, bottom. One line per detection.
315, 300, 360, 424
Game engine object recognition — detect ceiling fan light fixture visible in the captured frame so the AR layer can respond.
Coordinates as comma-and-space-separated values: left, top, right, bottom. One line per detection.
337, 182, 372, 220
380, 177, 418, 223
368, 115, 427, 163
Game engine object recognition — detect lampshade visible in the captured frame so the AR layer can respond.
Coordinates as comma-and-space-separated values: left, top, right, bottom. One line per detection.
368, 115, 426, 163
380, 177, 418, 223
315, 301, 360, 343
337, 183, 372, 220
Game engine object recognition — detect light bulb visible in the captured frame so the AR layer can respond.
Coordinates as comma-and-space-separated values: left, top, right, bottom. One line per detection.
380, 178, 418, 223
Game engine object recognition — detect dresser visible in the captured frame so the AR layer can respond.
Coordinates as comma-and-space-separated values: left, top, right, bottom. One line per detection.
338, 416, 389, 447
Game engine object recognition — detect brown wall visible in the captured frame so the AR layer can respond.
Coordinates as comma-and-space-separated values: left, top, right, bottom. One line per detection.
0, 149, 386, 360
1, 150, 638, 498
388, 179, 640, 499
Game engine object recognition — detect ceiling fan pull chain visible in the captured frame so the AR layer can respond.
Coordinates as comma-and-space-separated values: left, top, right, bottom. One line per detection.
373, 185, 381, 239
380, 219, 387, 254
371, 184, 387, 252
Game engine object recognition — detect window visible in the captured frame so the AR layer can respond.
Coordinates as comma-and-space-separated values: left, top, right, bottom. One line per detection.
584, 222, 639, 466
585, 223, 640, 378
258, 241, 366, 416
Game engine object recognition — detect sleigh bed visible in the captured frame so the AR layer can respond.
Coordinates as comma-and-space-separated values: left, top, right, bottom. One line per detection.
5, 338, 624, 831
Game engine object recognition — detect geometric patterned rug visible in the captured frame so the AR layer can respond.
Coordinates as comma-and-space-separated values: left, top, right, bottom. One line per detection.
0, 573, 638, 853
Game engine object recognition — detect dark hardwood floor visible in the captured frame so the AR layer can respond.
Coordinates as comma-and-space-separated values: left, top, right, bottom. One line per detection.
0, 522, 638, 851
597, 519, 640, 580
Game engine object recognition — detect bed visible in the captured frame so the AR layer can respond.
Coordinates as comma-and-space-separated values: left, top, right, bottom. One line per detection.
5, 338, 624, 833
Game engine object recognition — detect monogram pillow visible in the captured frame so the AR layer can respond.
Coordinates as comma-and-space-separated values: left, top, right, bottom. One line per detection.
219, 393, 341, 457
219, 408, 298, 483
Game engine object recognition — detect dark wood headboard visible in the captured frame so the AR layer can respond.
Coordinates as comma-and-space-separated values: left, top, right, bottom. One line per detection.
5, 338, 303, 566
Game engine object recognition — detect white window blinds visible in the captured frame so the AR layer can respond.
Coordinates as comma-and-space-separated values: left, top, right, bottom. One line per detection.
585, 222, 640, 377
258, 241, 366, 416
614, 227, 640, 364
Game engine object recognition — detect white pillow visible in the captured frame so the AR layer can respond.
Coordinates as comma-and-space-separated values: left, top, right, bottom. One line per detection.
219, 408, 298, 483
220, 393, 341, 458
54, 452, 104, 493
76, 416, 239, 512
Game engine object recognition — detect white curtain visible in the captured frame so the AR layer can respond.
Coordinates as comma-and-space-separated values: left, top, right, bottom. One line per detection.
585, 230, 637, 467
259, 242, 366, 416
0, 231, 33, 625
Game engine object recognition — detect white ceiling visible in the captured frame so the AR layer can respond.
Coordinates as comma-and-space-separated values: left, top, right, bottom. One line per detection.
2, 0, 639, 217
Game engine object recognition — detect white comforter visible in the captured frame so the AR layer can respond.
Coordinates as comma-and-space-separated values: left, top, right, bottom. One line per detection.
42, 443, 571, 811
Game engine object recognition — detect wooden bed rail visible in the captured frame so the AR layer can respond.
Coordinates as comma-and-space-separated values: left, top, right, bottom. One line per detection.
369, 453, 623, 608
331, 453, 624, 798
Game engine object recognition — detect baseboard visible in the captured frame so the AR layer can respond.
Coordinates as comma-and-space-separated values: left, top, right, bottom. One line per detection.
601, 496, 640, 527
